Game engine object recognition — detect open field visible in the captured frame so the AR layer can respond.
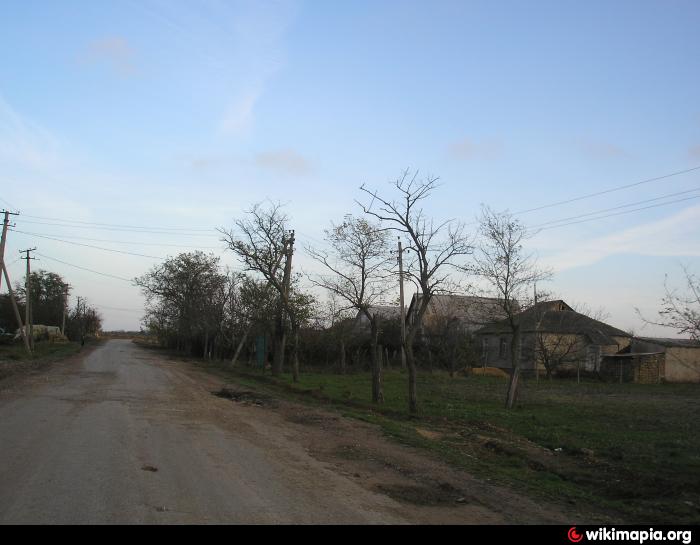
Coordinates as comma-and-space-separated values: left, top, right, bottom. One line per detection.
180, 355, 700, 524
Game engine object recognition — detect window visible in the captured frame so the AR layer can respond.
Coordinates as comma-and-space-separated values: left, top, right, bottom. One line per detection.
499, 337, 508, 359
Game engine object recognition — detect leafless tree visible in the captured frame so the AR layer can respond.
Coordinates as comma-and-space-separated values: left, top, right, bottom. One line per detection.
473, 206, 551, 409
357, 169, 474, 413
219, 202, 294, 377
640, 264, 700, 340
307, 216, 392, 403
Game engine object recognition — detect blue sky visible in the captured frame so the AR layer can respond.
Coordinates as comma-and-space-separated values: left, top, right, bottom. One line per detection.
1, 0, 699, 332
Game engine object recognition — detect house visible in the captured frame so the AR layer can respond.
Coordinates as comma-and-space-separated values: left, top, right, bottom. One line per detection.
474, 300, 632, 375
604, 337, 700, 383
406, 294, 509, 337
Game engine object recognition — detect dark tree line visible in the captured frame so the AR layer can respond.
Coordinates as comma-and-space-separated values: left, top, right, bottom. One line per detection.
0, 270, 102, 342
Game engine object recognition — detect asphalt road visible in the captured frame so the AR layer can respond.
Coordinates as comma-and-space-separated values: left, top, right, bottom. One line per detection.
0, 339, 417, 524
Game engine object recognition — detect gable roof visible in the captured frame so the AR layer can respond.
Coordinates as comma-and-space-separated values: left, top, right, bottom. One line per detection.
407, 293, 512, 330
354, 305, 402, 324
475, 300, 631, 345
633, 337, 700, 349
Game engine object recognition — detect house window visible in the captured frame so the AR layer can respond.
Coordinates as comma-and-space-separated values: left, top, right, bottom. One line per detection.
481, 338, 489, 364
499, 337, 508, 359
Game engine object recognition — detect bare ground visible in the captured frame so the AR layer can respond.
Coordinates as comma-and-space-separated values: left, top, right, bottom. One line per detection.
0, 339, 582, 524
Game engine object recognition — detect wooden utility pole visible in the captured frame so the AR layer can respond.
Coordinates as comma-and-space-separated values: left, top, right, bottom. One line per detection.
0, 209, 19, 294
0, 210, 30, 352
397, 238, 407, 369
61, 285, 68, 337
21, 248, 37, 351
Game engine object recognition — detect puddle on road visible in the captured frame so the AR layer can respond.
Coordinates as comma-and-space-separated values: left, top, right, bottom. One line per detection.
213, 387, 277, 408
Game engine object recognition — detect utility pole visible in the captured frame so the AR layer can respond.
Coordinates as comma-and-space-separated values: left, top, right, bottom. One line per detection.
0, 209, 19, 294
61, 285, 69, 337
76, 296, 84, 346
282, 230, 300, 381
20, 248, 37, 351
282, 230, 295, 301
397, 238, 407, 369
0, 209, 30, 352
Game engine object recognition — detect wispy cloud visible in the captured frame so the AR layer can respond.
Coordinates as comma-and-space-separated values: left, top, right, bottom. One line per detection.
255, 149, 312, 175
0, 94, 63, 170
140, 0, 297, 135
221, 87, 262, 134
448, 137, 502, 160
688, 145, 700, 160
536, 204, 700, 272
80, 36, 137, 77
578, 140, 630, 159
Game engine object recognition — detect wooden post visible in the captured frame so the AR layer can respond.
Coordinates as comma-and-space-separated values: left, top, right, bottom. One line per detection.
2, 264, 30, 352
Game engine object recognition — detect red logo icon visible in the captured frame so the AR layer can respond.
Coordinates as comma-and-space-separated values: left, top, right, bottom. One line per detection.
568, 527, 584, 543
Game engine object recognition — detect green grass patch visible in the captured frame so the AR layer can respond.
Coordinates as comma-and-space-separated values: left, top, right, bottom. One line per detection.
183, 355, 700, 524
0, 341, 85, 380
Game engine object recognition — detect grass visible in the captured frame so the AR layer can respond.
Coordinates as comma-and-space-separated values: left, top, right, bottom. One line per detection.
0, 340, 85, 380
194, 361, 700, 524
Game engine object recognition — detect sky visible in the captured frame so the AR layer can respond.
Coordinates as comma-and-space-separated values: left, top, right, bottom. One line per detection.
1, 0, 699, 335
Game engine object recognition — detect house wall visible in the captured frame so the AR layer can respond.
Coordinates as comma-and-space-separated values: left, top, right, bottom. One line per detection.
664, 347, 700, 383
612, 336, 632, 351
601, 354, 664, 384
478, 333, 536, 370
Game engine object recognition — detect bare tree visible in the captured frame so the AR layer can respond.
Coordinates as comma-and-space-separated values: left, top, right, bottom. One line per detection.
219, 202, 294, 377
474, 206, 551, 409
357, 169, 473, 413
307, 216, 391, 403
640, 264, 700, 340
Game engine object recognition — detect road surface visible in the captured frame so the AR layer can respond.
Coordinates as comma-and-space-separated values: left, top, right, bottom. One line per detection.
0, 339, 567, 524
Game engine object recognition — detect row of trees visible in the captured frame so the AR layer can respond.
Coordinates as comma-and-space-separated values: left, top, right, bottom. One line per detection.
139, 170, 549, 411
0, 270, 103, 343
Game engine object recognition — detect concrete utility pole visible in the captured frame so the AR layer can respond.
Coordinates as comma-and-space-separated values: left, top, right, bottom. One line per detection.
397, 238, 407, 369
282, 230, 295, 301
21, 248, 37, 351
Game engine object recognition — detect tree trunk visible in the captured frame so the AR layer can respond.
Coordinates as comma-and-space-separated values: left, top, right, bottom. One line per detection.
505, 326, 521, 409
272, 316, 285, 376
370, 317, 383, 404
231, 325, 250, 367
292, 327, 300, 383
339, 338, 346, 374
404, 329, 418, 414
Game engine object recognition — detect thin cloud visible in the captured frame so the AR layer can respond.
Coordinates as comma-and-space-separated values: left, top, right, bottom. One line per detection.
81, 36, 137, 77
221, 87, 262, 134
579, 140, 630, 159
536, 204, 700, 272
448, 137, 502, 160
255, 149, 312, 175
688, 145, 700, 160
0, 94, 63, 170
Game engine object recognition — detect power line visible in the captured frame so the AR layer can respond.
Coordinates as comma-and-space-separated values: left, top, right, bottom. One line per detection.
0, 197, 19, 211
533, 194, 700, 232
530, 187, 700, 229
34, 252, 134, 282
6, 230, 225, 249
92, 304, 144, 313
513, 165, 700, 216
19, 214, 215, 232
17, 219, 219, 237
11, 230, 165, 259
